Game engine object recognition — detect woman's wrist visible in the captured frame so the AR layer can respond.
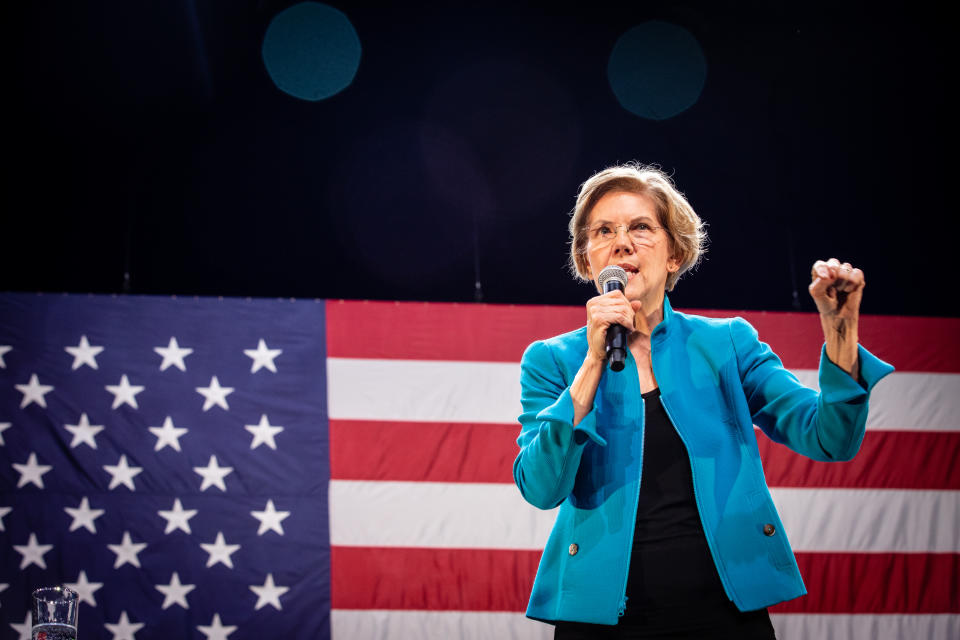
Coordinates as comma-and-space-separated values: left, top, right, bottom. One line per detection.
820, 314, 859, 376
571, 353, 604, 426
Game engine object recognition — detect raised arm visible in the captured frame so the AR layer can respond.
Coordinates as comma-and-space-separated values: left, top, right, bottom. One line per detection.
809, 257, 864, 376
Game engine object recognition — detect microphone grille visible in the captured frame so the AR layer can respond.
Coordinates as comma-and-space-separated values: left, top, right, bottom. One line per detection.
597, 265, 628, 290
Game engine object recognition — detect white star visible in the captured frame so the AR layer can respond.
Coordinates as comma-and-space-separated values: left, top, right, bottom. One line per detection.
104, 611, 144, 640
15, 374, 54, 409
195, 376, 234, 411
64, 413, 104, 449
0, 345, 11, 368
197, 613, 236, 640
10, 612, 31, 640
64, 335, 104, 370
154, 337, 193, 372
155, 571, 195, 610
158, 498, 197, 535
65, 570, 104, 607
103, 454, 143, 491
13, 533, 53, 569
245, 414, 284, 450
249, 573, 290, 611
244, 339, 282, 373
251, 499, 290, 536
105, 374, 145, 410
64, 496, 105, 533
107, 531, 147, 569
200, 532, 241, 569
12, 452, 52, 489
0, 421, 12, 445
0, 505, 10, 531
148, 416, 188, 452
194, 455, 233, 491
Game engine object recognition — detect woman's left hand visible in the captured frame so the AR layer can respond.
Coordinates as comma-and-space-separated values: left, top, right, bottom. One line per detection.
809, 258, 863, 376
809, 258, 864, 320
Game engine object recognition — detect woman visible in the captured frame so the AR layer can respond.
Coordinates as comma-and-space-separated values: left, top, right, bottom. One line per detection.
514, 163, 894, 639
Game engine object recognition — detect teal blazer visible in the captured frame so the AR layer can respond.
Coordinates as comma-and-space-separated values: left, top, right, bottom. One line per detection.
514, 297, 894, 624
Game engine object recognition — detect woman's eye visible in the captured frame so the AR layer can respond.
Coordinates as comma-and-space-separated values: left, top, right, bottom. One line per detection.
632, 222, 651, 232
595, 226, 613, 236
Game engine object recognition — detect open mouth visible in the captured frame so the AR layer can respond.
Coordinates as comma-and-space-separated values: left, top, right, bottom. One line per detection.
618, 263, 639, 279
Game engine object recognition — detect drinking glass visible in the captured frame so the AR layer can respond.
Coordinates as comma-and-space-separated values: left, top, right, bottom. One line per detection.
31, 586, 78, 640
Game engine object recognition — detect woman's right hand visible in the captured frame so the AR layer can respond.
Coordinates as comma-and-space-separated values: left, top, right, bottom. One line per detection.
572, 291, 643, 426
585, 290, 642, 362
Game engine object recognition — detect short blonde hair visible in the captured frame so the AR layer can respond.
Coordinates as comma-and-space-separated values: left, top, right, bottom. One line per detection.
568, 163, 707, 291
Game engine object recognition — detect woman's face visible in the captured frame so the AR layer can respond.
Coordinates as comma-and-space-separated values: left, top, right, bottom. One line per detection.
584, 190, 679, 302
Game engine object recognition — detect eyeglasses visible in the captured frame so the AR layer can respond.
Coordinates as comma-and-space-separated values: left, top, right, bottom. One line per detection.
585, 220, 666, 248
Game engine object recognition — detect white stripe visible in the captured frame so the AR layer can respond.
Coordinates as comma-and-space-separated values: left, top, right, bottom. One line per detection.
773, 488, 960, 553
327, 358, 521, 424
331, 610, 552, 640
327, 359, 960, 432
329, 481, 555, 550
329, 481, 960, 553
331, 610, 959, 640
770, 614, 960, 640
792, 370, 959, 432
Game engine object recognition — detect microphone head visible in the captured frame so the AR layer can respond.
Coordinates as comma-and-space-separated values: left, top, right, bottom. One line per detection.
598, 265, 628, 293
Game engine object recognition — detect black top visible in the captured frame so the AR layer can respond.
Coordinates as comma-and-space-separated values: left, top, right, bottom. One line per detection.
550, 389, 776, 639
624, 388, 728, 620
631, 387, 705, 548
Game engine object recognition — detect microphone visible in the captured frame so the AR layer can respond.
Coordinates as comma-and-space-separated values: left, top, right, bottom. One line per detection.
597, 265, 629, 372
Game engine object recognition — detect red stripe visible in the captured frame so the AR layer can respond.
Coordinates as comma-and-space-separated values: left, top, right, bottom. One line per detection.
330, 420, 515, 483
331, 546, 959, 613
326, 299, 581, 364
772, 552, 960, 614
330, 420, 959, 489
325, 299, 960, 372
331, 546, 539, 611
759, 430, 960, 490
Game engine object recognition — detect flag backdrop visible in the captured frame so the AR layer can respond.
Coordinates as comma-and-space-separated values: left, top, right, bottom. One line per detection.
0, 292, 957, 639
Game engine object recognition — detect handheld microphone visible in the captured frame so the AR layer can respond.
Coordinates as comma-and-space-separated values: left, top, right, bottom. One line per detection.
597, 265, 629, 372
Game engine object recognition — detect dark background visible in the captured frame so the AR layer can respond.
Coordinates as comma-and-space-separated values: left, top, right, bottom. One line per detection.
5, 2, 953, 316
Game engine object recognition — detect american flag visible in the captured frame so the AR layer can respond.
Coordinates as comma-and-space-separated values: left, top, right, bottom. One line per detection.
1, 293, 958, 639
0, 293, 329, 639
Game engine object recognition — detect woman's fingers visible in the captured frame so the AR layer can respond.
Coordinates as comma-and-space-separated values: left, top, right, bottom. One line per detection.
809, 258, 865, 314
588, 291, 635, 329
585, 291, 635, 359
811, 259, 864, 291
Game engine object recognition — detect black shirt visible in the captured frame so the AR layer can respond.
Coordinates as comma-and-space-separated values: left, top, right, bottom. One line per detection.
626, 386, 718, 615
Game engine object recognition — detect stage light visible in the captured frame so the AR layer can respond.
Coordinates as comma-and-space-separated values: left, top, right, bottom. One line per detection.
261, 2, 361, 101
607, 21, 707, 120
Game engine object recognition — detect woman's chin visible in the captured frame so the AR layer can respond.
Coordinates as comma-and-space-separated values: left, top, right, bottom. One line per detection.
625, 279, 647, 299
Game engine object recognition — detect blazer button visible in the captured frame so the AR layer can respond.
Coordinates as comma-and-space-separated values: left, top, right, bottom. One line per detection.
763, 523, 776, 537
568, 543, 579, 556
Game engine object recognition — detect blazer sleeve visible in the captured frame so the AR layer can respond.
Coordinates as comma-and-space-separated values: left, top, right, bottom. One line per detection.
513, 339, 606, 510
730, 317, 895, 462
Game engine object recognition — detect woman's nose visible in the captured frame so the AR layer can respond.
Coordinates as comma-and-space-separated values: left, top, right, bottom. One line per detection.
612, 226, 634, 253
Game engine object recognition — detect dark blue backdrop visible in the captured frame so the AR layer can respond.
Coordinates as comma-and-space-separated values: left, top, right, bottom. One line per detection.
5, 2, 952, 316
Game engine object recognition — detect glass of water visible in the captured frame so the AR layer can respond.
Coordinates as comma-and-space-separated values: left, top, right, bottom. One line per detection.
32, 586, 78, 640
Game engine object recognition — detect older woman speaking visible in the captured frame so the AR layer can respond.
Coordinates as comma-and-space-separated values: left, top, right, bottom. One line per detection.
514, 164, 894, 639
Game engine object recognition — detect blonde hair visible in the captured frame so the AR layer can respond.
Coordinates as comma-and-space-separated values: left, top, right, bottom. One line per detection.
568, 163, 707, 291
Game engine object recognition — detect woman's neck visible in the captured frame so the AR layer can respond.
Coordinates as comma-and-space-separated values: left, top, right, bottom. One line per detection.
642, 291, 666, 331
630, 292, 665, 348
